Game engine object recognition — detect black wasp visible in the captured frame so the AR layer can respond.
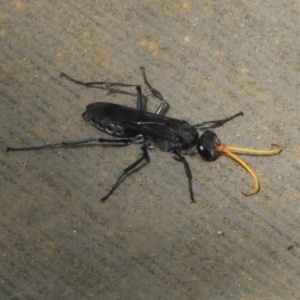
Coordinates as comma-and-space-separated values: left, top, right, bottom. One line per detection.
7, 67, 282, 203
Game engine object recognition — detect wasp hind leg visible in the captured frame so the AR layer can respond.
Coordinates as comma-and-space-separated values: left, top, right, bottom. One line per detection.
6, 137, 136, 152
101, 145, 150, 202
60, 72, 137, 90
139, 66, 169, 115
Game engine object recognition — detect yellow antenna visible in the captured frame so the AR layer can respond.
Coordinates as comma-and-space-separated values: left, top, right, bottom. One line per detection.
215, 144, 282, 196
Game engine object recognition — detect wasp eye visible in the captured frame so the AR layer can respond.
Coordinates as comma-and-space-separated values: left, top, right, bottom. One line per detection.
197, 130, 221, 161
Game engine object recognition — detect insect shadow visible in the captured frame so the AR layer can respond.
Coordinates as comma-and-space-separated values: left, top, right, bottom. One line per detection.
7, 67, 282, 203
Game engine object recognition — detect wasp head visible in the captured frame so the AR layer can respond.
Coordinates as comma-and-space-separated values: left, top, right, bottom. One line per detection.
196, 129, 282, 196
197, 130, 221, 161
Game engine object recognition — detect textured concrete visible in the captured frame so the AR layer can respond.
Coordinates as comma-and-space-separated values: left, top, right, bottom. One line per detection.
1, 1, 300, 299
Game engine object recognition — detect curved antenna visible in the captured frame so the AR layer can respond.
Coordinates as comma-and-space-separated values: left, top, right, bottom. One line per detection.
215, 144, 282, 196
223, 144, 282, 155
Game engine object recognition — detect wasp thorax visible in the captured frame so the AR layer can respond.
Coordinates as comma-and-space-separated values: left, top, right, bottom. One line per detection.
197, 130, 221, 161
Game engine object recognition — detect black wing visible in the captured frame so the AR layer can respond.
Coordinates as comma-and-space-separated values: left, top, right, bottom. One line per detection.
83, 102, 198, 150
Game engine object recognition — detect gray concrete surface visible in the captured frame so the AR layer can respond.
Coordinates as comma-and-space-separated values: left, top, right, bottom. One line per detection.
1, 1, 300, 299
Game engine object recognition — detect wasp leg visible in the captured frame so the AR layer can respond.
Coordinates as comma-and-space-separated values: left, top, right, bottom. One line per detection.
101, 145, 150, 202
60, 69, 169, 115
193, 111, 244, 130
60, 72, 136, 89
94, 138, 135, 147
6, 138, 135, 152
60, 72, 139, 102
171, 151, 196, 203
135, 85, 145, 112
140, 67, 169, 115
60, 72, 146, 112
